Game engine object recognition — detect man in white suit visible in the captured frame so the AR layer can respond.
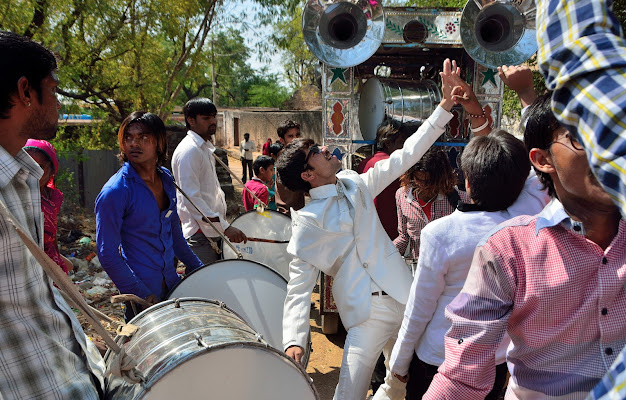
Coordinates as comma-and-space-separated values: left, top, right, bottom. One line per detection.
276, 59, 471, 400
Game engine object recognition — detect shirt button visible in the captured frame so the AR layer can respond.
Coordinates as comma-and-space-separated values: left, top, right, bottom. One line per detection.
606, 347, 613, 355
363, 263, 368, 269
602, 257, 608, 264
602, 308, 608, 316
573, 225, 581, 232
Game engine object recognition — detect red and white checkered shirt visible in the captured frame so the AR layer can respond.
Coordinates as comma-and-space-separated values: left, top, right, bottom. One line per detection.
393, 186, 469, 258
424, 199, 626, 400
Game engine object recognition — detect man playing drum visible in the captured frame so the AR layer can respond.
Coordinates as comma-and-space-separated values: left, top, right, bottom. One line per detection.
276, 59, 473, 400
0, 31, 104, 399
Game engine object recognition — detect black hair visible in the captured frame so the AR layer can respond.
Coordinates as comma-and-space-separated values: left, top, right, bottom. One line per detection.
277, 120, 300, 139
523, 92, 559, 197
117, 111, 168, 167
269, 142, 284, 158
375, 118, 421, 152
0, 31, 57, 119
461, 130, 530, 211
276, 138, 315, 193
400, 147, 456, 197
253, 155, 274, 176
183, 97, 217, 129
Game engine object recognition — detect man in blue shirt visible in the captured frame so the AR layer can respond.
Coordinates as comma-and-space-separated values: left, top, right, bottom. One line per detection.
95, 111, 202, 321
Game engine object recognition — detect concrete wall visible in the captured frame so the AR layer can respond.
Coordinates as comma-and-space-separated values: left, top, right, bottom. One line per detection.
220, 110, 323, 150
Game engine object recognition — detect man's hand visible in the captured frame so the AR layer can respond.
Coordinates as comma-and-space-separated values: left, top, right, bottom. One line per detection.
145, 294, 159, 306
393, 372, 409, 383
439, 58, 461, 112
285, 345, 304, 365
497, 65, 537, 108
224, 226, 247, 243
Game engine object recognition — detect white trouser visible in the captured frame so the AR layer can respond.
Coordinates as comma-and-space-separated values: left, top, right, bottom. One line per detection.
333, 295, 407, 400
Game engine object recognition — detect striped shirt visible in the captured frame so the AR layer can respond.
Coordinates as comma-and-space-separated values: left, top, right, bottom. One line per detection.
537, 0, 626, 215
393, 187, 469, 259
0, 146, 101, 399
424, 199, 626, 399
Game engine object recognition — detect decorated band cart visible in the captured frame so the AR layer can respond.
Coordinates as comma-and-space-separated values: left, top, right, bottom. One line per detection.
302, 0, 536, 333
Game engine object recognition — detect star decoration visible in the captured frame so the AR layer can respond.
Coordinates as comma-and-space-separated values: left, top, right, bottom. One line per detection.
481, 68, 498, 86
330, 67, 347, 84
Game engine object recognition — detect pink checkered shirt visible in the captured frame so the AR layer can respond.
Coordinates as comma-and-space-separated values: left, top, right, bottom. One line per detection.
424, 199, 626, 399
394, 186, 469, 258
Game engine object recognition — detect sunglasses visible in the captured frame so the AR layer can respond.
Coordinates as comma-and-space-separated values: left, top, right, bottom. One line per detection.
304, 145, 322, 170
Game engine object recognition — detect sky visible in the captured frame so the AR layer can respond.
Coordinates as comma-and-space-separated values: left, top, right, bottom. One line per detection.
218, 0, 287, 78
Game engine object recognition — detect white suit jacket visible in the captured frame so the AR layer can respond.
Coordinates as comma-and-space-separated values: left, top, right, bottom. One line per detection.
282, 106, 453, 350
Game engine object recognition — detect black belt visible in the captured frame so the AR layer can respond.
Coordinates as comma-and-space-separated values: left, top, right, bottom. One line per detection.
371, 291, 388, 296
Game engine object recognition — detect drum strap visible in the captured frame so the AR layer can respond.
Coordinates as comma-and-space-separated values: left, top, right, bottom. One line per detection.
0, 199, 144, 384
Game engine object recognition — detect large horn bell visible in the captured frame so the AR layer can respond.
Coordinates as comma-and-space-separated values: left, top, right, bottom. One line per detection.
460, 0, 536, 68
302, 0, 384, 68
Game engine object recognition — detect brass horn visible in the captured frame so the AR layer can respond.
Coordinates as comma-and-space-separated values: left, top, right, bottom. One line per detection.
302, 0, 385, 68
460, 0, 537, 68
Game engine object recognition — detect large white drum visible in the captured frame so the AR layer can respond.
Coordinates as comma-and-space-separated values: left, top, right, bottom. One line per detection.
166, 259, 309, 365
222, 209, 292, 280
104, 298, 318, 400
358, 77, 442, 141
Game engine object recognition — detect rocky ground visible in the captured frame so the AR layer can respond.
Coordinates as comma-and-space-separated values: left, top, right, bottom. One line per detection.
59, 153, 349, 399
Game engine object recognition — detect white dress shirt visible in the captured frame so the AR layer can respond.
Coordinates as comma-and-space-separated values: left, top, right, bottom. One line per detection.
172, 130, 229, 238
389, 173, 550, 376
240, 139, 255, 160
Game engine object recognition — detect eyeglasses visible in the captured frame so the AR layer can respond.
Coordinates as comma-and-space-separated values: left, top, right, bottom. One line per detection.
548, 131, 584, 151
304, 145, 333, 170
303, 145, 321, 171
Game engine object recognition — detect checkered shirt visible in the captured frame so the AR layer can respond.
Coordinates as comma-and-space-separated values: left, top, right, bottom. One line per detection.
0, 146, 101, 399
424, 199, 626, 399
393, 186, 469, 258
537, 0, 626, 216
587, 344, 626, 400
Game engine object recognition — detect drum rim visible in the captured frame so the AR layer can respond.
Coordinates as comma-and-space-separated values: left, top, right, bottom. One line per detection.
232, 208, 292, 221
167, 258, 288, 300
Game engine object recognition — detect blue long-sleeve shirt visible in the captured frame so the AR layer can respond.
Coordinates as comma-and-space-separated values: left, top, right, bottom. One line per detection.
95, 163, 203, 299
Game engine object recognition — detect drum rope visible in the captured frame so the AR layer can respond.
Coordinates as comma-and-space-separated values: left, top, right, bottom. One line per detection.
0, 199, 144, 383
171, 179, 244, 259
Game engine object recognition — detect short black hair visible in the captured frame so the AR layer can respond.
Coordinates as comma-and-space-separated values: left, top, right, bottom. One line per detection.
117, 111, 168, 167
276, 138, 315, 193
375, 118, 421, 152
183, 97, 217, 129
277, 120, 300, 139
461, 130, 530, 211
269, 142, 284, 158
0, 31, 57, 119
253, 155, 274, 176
523, 92, 559, 197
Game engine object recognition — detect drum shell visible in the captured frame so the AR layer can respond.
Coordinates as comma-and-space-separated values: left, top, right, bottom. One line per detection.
104, 298, 318, 400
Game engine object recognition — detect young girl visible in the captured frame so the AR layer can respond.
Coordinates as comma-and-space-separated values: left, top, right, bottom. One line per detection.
24, 139, 73, 274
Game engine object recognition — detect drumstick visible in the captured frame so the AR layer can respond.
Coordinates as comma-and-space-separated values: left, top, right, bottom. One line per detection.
246, 237, 290, 244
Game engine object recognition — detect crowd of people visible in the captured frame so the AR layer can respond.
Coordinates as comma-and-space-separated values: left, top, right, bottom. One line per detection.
1, 0, 626, 399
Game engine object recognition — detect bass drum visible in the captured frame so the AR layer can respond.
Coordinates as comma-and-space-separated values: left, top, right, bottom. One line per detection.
222, 209, 292, 280
104, 298, 319, 400
358, 77, 442, 141
167, 259, 310, 366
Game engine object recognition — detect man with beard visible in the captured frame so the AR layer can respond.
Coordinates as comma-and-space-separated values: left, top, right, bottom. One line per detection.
172, 98, 246, 264
0, 31, 104, 399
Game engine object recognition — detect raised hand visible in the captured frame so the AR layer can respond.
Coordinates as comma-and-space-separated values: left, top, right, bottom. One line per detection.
439, 58, 460, 111
498, 64, 537, 108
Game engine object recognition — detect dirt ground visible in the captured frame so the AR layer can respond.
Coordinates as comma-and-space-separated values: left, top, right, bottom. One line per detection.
65, 153, 354, 400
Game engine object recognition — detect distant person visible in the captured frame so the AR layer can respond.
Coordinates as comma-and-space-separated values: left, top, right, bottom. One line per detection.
96, 112, 203, 321
242, 155, 275, 211
275, 120, 305, 214
240, 132, 255, 183
23, 139, 73, 274
268, 142, 284, 211
262, 137, 272, 156
172, 98, 247, 264
0, 30, 104, 399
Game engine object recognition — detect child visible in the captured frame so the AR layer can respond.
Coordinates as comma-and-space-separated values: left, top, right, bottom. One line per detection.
242, 155, 275, 211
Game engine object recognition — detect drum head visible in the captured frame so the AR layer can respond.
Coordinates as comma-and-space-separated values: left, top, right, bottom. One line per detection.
222, 210, 292, 280
359, 78, 385, 141
145, 345, 317, 400
167, 260, 287, 351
